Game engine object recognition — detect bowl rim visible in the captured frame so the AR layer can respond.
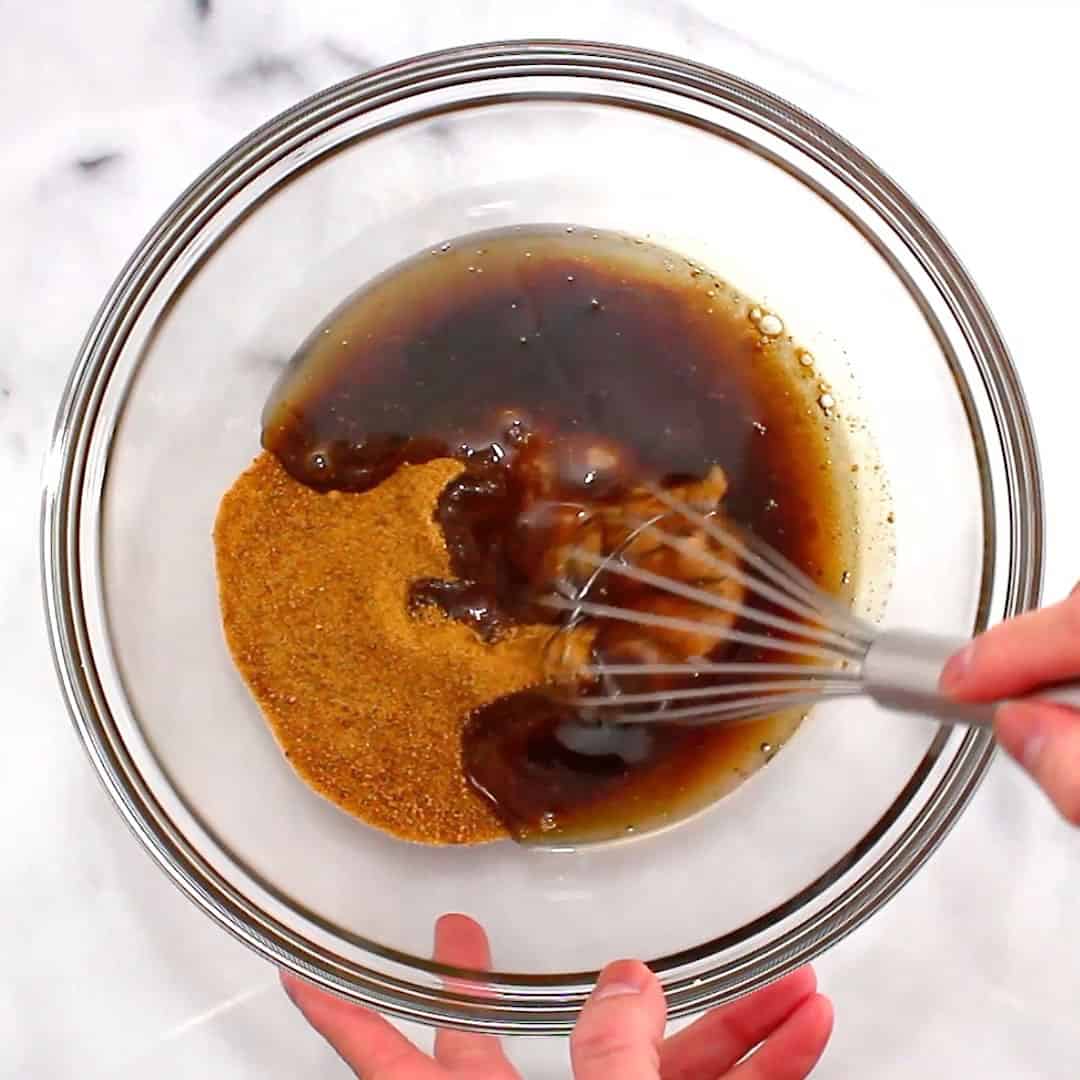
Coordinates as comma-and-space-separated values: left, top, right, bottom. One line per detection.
41, 39, 1044, 1032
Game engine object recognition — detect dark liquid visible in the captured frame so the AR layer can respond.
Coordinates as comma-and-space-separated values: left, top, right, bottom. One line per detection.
263, 227, 853, 845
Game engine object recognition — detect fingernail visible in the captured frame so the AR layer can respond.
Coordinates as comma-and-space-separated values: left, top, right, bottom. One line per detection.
940, 641, 977, 693
594, 962, 650, 1001
996, 703, 1047, 772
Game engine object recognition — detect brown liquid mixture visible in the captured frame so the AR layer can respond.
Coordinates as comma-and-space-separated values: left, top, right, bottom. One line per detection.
245, 226, 854, 845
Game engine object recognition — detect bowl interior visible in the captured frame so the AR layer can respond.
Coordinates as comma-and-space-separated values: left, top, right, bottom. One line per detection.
52, 48, 1032, 1027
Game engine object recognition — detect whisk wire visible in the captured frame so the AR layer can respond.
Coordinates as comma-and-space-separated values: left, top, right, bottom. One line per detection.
644, 483, 874, 644
632, 524, 844, 645
540, 594, 850, 663
570, 678, 863, 709
584, 534, 863, 660
612, 691, 847, 727
580, 661, 860, 680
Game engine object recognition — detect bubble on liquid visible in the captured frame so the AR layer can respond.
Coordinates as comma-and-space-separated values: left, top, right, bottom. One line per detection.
818, 392, 836, 412
749, 307, 762, 323
841, 570, 852, 585
625, 824, 636, 835
765, 497, 779, 512
760, 742, 775, 758
467, 265, 476, 272
590, 298, 601, 310
663, 259, 675, 272
539, 812, 557, 832
310, 451, 329, 472
565, 226, 575, 234
752, 420, 768, 435
567, 274, 575, 282
799, 351, 815, 368
758, 313, 784, 336
519, 336, 529, 346
476, 248, 486, 255
439, 242, 451, 252
524, 250, 532, 258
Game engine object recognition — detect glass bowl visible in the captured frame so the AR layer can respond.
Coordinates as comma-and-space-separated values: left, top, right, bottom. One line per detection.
42, 41, 1042, 1033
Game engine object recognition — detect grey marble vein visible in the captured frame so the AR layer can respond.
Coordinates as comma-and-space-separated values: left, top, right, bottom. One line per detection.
221, 54, 305, 90
75, 151, 123, 174
656, 0, 862, 99
322, 38, 377, 73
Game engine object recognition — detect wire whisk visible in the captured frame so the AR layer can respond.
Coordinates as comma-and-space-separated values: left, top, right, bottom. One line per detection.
538, 483, 1080, 730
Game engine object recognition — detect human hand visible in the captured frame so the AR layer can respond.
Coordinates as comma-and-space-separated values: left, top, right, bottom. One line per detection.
282, 914, 833, 1078
941, 586, 1080, 823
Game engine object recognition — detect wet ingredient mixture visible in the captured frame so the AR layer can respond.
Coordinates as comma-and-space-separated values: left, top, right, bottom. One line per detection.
216, 226, 856, 845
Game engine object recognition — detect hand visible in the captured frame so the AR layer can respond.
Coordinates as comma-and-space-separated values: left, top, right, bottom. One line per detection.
282, 914, 833, 1079
941, 585, 1080, 823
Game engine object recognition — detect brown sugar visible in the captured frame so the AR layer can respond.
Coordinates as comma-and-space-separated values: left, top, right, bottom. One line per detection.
213, 451, 553, 844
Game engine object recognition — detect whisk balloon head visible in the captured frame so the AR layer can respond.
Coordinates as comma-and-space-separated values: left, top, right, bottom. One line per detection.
538, 483, 874, 728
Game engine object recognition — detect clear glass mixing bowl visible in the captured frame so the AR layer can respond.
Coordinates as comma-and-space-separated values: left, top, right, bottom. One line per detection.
42, 41, 1043, 1033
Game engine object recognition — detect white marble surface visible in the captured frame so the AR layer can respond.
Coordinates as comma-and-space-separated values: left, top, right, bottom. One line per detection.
4, 2, 1080, 1077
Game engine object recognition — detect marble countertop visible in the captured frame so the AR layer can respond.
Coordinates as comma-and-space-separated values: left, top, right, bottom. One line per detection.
4, 2, 1080, 1077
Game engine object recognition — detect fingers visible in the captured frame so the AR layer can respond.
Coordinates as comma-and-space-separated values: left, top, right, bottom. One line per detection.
940, 593, 1080, 701
727, 993, 834, 1080
433, 911, 494, 974
996, 702, 1080, 825
280, 971, 438, 1079
939, 592, 1080, 826
659, 967, 818, 1080
432, 913, 514, 1073
571, 960, 667, 1080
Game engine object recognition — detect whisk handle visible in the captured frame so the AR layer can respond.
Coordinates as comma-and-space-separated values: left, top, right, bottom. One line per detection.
863, 630, 1080, 727
863, 631, 995, 727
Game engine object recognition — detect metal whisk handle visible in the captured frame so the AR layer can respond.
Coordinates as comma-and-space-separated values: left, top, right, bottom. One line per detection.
863, 630, 1080, 727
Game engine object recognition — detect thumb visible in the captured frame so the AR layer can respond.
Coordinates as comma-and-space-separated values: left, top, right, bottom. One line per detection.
571, 960, 666, 1080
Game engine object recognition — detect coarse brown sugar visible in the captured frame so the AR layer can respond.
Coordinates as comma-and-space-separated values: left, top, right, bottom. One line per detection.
213, 451, 551, 844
